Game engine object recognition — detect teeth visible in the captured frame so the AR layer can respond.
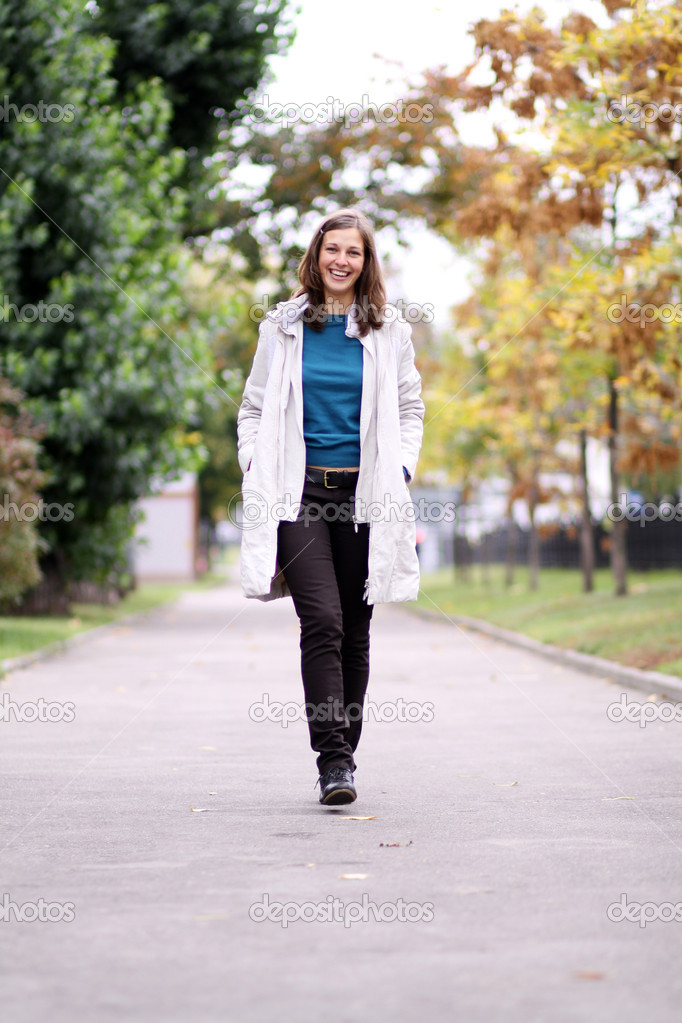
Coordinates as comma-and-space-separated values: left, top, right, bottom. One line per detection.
330, 270, 349, 278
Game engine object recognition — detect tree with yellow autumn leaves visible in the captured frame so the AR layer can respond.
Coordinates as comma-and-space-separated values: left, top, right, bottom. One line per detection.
215, 0, 682, 596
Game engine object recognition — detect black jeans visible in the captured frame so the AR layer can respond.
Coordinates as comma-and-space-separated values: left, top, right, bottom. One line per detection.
276, 477, 373, 775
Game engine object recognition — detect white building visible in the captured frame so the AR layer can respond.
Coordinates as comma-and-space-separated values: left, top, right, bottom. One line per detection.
133, 472, 198, 582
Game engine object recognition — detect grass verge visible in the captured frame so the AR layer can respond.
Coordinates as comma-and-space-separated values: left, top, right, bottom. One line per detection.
417, 565, 682, 678
0, 569, 229, 664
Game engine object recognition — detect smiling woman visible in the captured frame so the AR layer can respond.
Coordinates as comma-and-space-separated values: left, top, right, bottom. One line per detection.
236, 206, 425, 807
293, 208, 388, 334
317, 227, 364, 308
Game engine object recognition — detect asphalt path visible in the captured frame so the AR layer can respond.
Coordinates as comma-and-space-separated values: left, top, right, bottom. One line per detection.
2, 569, 681, 1022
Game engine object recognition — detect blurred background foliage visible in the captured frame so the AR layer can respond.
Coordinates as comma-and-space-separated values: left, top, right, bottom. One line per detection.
1, 0, 681, 610
0, 0, 295, 608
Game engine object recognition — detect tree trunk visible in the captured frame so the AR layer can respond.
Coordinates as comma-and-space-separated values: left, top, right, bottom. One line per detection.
578, 429, 594, 593
505, 513, 516, 587
608, 379, 628, 596
528, 483, 539, 592
480, 530, 490, 585
453, 504, 469, 583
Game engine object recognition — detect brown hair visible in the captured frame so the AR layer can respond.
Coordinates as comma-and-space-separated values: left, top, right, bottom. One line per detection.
292, 207, 387, 336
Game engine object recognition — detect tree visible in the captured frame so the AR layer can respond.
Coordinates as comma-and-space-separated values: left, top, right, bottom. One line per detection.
88, 0, 294, 156
0, 0, 208, 600
0, 378, 45, 605
0, 0, 295, 605
87, 0, 296, 227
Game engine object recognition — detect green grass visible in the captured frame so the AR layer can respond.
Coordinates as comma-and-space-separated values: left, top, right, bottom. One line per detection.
417, 565, 682, 677
0, 568, 230, 664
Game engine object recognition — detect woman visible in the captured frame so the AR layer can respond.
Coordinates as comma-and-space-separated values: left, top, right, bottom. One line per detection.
237, 207, 424, 806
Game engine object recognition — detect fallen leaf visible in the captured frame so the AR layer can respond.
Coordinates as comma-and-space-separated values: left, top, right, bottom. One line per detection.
340, 815, 377, 820
190, 807, 218, 812
458, 774, 518, 786
602, 796, 635, 801
339, 873, 369, 880
208, 791, 217, 795
454, 886, 494, 895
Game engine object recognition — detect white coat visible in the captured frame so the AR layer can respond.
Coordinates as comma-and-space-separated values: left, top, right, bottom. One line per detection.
236, 292, 425, 604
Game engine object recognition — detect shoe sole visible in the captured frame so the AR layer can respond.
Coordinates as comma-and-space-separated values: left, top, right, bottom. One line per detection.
320, 786, 357, 806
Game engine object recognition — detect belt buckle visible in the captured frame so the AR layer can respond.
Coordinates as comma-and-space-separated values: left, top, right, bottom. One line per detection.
323, 469, 339, 489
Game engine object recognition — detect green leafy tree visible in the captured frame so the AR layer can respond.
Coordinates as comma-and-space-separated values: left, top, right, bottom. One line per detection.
88, 0, 295, 158
0, 0, 294, 604
0, 0, 209, 597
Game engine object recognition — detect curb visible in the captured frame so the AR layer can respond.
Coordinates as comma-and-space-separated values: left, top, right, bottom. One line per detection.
0, 572, 236, 682
401, 602, 682, 699
0, 605, 168, 681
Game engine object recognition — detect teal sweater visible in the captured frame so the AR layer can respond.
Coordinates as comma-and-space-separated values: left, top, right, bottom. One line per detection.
302, 314, 363, 466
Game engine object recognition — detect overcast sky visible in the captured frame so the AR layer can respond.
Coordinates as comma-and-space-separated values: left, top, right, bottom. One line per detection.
253, 0, 610, 327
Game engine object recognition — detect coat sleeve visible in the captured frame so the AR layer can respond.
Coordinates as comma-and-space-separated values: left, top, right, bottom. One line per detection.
396, 321, 425, 482
236, 323, 273, 475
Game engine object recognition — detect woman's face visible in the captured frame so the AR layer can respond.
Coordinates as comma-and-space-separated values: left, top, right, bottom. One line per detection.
317, 228, 365, 307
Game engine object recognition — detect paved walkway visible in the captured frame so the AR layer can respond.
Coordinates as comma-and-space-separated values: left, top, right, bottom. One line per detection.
1, 567, 681, 1022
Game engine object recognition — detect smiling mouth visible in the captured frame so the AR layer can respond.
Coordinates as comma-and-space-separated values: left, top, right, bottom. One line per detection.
329, 269, 351, 279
